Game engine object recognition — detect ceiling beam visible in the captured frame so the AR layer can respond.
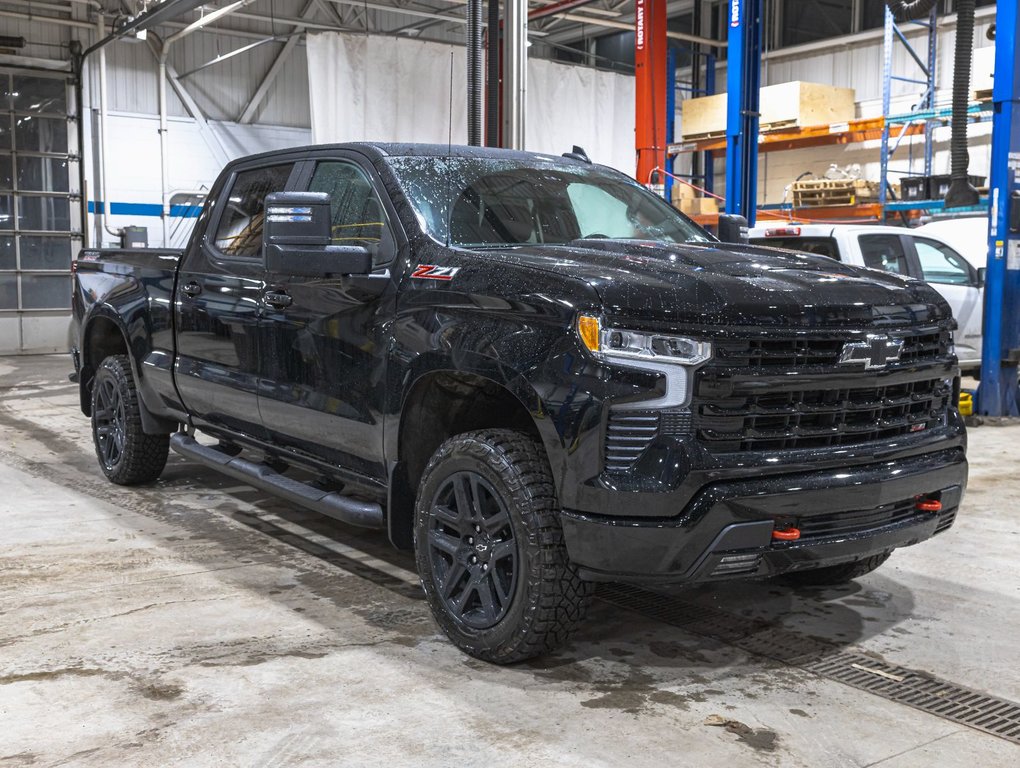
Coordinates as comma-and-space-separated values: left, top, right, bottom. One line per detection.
238, 0, 325, 123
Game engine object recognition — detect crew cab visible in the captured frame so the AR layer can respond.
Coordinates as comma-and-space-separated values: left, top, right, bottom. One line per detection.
748, 223, 984, 371
71, 144, 968, 663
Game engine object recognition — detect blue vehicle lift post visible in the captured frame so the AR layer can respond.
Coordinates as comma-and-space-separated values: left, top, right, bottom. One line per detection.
725, 0, 762, 225
977, 1, 1020, 416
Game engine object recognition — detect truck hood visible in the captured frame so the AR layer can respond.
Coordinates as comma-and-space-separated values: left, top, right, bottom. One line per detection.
484, 239, 951, 329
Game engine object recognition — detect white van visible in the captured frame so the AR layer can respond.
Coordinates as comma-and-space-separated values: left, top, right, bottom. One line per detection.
748, 223, 984, 372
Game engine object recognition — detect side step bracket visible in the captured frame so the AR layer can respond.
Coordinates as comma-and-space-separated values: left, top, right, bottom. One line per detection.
170, 434, 385, 530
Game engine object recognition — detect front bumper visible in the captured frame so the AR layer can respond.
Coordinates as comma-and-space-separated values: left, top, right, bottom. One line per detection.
561, 446, 967, 584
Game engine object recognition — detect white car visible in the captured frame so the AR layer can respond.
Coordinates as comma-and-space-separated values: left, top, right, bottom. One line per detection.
916, 215, 990, 269
748, 223, 984, 372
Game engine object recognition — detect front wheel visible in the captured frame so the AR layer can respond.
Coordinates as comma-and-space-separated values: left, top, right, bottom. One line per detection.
91, 355, 169, 485
413, 429, 592, 664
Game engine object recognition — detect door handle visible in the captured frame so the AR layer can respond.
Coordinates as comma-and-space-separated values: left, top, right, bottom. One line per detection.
182, 281, 202, 298
264, 290, 292, 309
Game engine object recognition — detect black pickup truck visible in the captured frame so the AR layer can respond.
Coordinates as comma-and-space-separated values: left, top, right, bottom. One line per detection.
71, 143, 967, 663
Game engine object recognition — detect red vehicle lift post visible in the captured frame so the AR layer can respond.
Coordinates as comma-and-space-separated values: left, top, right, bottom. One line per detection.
635, 0, 668, 184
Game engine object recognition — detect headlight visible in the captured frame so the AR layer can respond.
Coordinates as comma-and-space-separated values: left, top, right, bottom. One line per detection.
577, 314, 712, 366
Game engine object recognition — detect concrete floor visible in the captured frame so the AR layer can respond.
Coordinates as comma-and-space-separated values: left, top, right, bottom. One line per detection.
1, 355, 1018, 767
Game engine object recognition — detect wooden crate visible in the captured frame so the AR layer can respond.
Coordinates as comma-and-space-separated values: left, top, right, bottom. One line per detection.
681, 81, 856, 140
791, 179, 879, 208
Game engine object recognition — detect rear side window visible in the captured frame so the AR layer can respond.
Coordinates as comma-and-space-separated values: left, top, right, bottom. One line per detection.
749, 237, 839, 260
213, 163, 295, 258
859, 234, 909, 274
912, 237, 975, 286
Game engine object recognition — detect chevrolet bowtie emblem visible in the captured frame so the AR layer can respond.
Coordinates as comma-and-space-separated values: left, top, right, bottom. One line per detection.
838, 335, 904, 370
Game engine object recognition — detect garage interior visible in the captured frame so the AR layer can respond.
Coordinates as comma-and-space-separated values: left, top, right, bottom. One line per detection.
2, 0, 1020, 765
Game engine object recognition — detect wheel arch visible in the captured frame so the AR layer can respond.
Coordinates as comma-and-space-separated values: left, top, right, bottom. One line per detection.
387, 368, 560, 550
80, 309, 175, 435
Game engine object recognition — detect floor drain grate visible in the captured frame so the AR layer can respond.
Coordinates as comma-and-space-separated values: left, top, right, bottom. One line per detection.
599, 583, 1020, 745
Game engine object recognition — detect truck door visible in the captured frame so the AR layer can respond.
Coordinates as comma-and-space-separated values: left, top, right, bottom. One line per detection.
174, 160, 299, 438
909, 236, 983, 367
257, 156, 399, 481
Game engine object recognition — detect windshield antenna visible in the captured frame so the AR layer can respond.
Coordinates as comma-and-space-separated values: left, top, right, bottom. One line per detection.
446, 51, 454, 248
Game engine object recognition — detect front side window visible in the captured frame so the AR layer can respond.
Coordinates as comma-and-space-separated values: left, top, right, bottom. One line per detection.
213, 163, 294, 258
912, 237, 975, 286
308, 161, 388, 263
386, 156, 711, 250
859, 234, 909, 275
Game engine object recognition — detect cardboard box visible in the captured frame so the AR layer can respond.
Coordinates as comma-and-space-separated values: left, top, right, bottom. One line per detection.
671, 182, 696, 206
679, 197, 719, 216
680, 81, 856, 140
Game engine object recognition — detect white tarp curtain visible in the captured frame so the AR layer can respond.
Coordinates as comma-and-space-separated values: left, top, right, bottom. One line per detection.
306, 32, 636, 174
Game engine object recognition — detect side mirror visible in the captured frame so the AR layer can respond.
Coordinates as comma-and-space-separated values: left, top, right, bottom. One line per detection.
263, 191, 372, 277
717, 214, 749, 244
976, 266, 987, 287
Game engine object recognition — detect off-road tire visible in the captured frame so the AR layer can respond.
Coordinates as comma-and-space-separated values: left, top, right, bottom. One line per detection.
782, 551, 893, 587
91, 355, 169, 485
414, 429, 593, 664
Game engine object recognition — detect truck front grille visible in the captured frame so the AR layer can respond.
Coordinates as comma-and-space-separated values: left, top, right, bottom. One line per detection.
694, 376, 951, 453
712, 328, 951, 369
604, 408, 692, 474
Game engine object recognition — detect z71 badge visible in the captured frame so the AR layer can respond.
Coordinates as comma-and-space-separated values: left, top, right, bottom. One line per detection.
411, 264, 460, 281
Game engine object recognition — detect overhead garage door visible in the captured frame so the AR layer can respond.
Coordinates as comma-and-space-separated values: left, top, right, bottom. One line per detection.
0, 68, 81, 354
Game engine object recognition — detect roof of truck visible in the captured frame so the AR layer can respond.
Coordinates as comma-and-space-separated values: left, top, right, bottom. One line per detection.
226, 142, 594, 168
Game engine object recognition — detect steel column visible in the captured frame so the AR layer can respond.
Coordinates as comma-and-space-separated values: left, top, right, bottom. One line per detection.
724, 0, 761, 224
977, 0, 1020, 416
502, 0, 527, 149
635, 0, 667, 184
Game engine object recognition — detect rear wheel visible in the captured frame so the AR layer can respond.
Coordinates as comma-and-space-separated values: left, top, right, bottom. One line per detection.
782, 551, 892, 587
413, 429, 592, 664
91, 355, 169, 485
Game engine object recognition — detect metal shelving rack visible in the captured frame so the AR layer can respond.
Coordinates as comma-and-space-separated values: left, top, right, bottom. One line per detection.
667, 4, 991, 225
664, 48, 717, 206
878, 3, 938, 208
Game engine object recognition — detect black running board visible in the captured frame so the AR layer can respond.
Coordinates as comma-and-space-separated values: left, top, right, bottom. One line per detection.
170, 434, 385, 529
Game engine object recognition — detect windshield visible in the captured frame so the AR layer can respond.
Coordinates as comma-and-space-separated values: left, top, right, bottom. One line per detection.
385, 155, 712, 248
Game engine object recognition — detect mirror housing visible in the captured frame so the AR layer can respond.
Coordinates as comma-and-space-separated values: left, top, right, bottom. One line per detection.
263, 191, 372, 277
977, 266, 987, 287
717, 214, 749, 244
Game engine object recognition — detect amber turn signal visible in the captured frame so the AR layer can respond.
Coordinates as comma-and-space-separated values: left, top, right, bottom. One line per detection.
577, 314, 601, 353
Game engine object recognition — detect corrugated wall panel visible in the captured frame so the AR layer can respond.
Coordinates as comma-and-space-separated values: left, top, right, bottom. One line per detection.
169, 30, 282, 122
104, 41, 188, 117
252, 44, 311, 127
0, 16, 73, 61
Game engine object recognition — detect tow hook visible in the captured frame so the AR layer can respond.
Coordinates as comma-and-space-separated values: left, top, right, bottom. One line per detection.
772, 527, 801, 541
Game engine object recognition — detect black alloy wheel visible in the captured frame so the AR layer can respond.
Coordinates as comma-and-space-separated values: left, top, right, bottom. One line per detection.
90, 355, 169, 485
426, 471, 518, 629
413, 429, 592, 663
93, 371, 127, 471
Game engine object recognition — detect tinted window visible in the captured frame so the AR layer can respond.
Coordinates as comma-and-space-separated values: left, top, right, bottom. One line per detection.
859, 234, 909, 274
387, 156, 710, 249
214, 164, 294, 258
913, 237, 975, 286
749, 237, 839, 259
308, 161, 387, 262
